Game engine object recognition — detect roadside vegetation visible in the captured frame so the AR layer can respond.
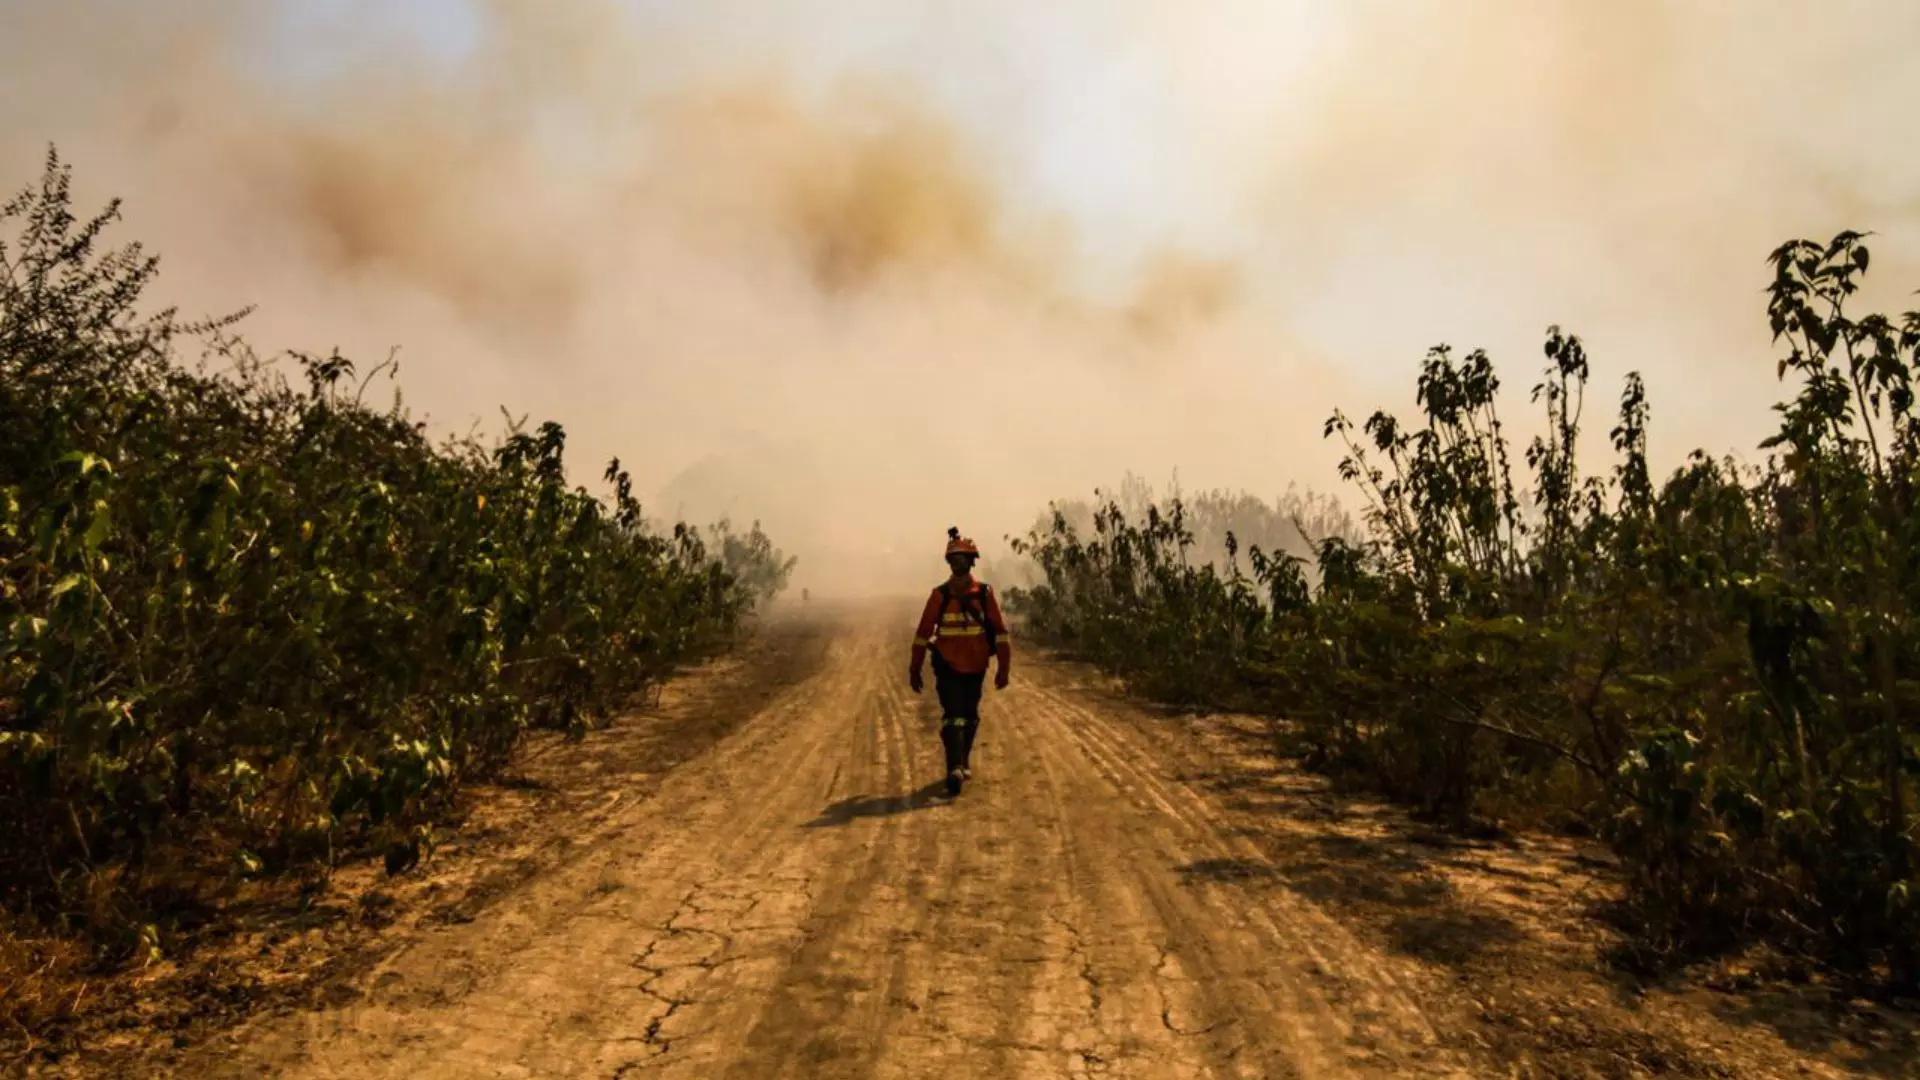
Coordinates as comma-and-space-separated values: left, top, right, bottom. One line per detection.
1012, 475, 1357, 581
0, 150, 794, 984
1009, 231, 1920, 991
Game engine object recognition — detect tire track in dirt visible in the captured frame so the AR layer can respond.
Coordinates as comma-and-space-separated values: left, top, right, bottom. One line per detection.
858, 676, 1069, 1079
196, 618, 888, 1078
714, 638, 941, 1078
590, 650, 883, 1077
1013, 689, 1226, 1078
1027, 687, 1312, 1077
1021, 676, 1466, 1068
198, 607, 1504, 1078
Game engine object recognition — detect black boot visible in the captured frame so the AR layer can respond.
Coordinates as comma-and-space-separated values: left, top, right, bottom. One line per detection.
958, 720, 980, 778
940, 723, 965, 795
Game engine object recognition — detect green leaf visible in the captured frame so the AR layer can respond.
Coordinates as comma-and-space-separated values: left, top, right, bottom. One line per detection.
83, 504, 112, 551
58, 451, 113, 478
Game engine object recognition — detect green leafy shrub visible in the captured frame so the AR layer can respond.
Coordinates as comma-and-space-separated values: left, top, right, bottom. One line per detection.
1011, 230, 1920, 986
0, 151, 793, 949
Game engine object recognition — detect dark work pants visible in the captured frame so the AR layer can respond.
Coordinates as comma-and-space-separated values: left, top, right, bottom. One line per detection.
931, 655, 986, 774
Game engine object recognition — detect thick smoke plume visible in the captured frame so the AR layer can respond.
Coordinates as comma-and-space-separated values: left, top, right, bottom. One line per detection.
4, 0, 1918, 595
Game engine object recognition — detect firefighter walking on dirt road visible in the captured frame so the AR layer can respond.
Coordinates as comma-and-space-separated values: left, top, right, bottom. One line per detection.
909, 528, 1012, 796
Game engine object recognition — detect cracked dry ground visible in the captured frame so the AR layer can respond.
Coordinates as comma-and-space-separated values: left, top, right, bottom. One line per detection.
190, 607, 1893, 1079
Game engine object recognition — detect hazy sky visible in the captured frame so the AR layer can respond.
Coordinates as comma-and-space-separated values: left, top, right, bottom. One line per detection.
5, 1, 1919, 593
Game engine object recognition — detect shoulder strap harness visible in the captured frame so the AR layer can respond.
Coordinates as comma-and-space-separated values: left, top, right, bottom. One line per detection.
938, 581, 999, 656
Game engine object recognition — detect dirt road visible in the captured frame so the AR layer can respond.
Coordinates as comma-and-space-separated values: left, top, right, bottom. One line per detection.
188, 607, 1907, 1079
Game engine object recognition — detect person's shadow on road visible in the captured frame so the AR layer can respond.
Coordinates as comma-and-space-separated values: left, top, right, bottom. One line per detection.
803, 779, 953, 828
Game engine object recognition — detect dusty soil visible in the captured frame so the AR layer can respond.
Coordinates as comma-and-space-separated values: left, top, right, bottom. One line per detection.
15, 604, 1919, 1077
5, 612, 833, 1078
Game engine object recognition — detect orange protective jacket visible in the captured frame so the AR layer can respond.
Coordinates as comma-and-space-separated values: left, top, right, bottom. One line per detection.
910, 579, 1012, 676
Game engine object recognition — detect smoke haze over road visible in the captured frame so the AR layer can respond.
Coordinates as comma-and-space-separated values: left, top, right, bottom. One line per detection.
5, 0, 1918, 594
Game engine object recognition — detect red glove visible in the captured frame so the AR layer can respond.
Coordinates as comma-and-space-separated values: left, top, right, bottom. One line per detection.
909, 668, 924, 694
994, 667, 1010, 691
